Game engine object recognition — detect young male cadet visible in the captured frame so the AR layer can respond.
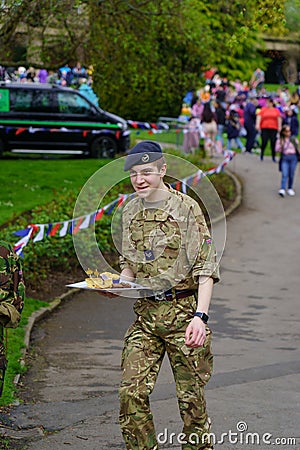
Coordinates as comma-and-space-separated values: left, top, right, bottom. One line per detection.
118, 141, 220, 450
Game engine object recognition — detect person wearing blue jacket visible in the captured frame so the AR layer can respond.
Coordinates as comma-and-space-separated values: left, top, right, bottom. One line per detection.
244, 95, 258, 153
226, 109, 244, 151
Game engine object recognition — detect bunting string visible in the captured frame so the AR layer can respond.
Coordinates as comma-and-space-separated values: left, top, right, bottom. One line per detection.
13, 150, 235, 256
127, 119, 207, 136
128, 119, 185, 136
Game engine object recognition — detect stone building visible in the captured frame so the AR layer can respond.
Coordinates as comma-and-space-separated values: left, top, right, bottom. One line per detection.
264, 35, 300, 84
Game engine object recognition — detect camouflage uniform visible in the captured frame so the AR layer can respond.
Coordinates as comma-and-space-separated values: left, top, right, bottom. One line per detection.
119, 187, 219, 450
0, 240, 25, 395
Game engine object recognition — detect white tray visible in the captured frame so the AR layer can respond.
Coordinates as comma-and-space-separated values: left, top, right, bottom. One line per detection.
66, 280, 148, 296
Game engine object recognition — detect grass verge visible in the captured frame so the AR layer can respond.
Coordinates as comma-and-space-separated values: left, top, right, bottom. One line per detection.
0, 157, 110, 225
0, 298, 48, 407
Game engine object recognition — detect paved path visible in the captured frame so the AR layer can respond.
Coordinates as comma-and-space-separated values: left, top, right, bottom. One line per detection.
4, 153, 300, 449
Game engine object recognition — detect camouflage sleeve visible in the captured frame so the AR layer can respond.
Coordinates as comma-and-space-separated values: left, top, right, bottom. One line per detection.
0, 241, 25, 328
12, 254, 25, 315
187, 202, 220, 284
119, 254, 133, 272
119, 202, 137, 275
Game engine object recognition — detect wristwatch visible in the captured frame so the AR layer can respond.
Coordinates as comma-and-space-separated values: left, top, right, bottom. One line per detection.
194, 312, 209, 324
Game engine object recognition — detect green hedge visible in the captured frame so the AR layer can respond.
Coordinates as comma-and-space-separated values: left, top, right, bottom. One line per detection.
1, 187, 126, 290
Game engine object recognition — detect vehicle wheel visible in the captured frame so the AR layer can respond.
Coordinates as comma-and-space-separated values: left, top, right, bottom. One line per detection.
0, 138, 4, 158
90, 136, 117, 158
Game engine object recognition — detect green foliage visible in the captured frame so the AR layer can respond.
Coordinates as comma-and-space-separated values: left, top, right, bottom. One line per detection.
0, 156, 125, 288
1, 190, 78, 286
0, 186, 126, 289
285, 0, 300, 32
255, 0, 286, 34
0, 0, 290, 118
90, 1, 194, 120
0, 0, 90, 66
89, 0, 287, 121
130, 129, 184, 147
0, 158, 108, 225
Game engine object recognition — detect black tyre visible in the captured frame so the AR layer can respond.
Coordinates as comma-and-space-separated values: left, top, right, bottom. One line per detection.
90, 136, 117, 158
0, 138, 4, 157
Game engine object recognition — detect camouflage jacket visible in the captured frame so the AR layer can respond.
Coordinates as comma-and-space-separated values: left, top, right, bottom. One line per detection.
0, 240, 25, 328
119, 186, 220, 291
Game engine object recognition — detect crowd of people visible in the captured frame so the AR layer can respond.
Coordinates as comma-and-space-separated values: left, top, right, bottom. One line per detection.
0, 62, 99, 106
181, 68, 300, 196
0, 62, 298, 196
0, 62, 94, 88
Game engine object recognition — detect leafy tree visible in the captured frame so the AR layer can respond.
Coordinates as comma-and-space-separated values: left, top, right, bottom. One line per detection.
284, 0, 300, 33
0, 0, 89, 66
89, 0, 286, 120
256, 0, 286, 34
89, 1, 190, 119
0, 0, 288, 120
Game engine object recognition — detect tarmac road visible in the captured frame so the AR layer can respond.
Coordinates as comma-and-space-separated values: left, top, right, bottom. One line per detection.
3, 153, 300, 450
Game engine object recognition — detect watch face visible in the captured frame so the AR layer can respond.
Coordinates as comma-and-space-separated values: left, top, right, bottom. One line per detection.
195, 312, 209, 323
202, 313, 209, 324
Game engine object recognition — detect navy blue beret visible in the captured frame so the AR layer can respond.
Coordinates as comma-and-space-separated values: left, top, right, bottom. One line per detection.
124, 141, 163, 171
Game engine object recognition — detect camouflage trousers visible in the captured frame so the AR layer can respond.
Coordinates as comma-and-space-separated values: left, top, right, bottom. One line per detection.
119, 295, 214, 450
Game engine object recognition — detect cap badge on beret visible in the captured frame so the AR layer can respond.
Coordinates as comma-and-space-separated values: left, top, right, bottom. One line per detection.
124, 140, 163, 171
141, 153, 150, 163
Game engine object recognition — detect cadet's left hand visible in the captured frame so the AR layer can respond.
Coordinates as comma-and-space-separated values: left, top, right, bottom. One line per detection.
185, 317, 206, 348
